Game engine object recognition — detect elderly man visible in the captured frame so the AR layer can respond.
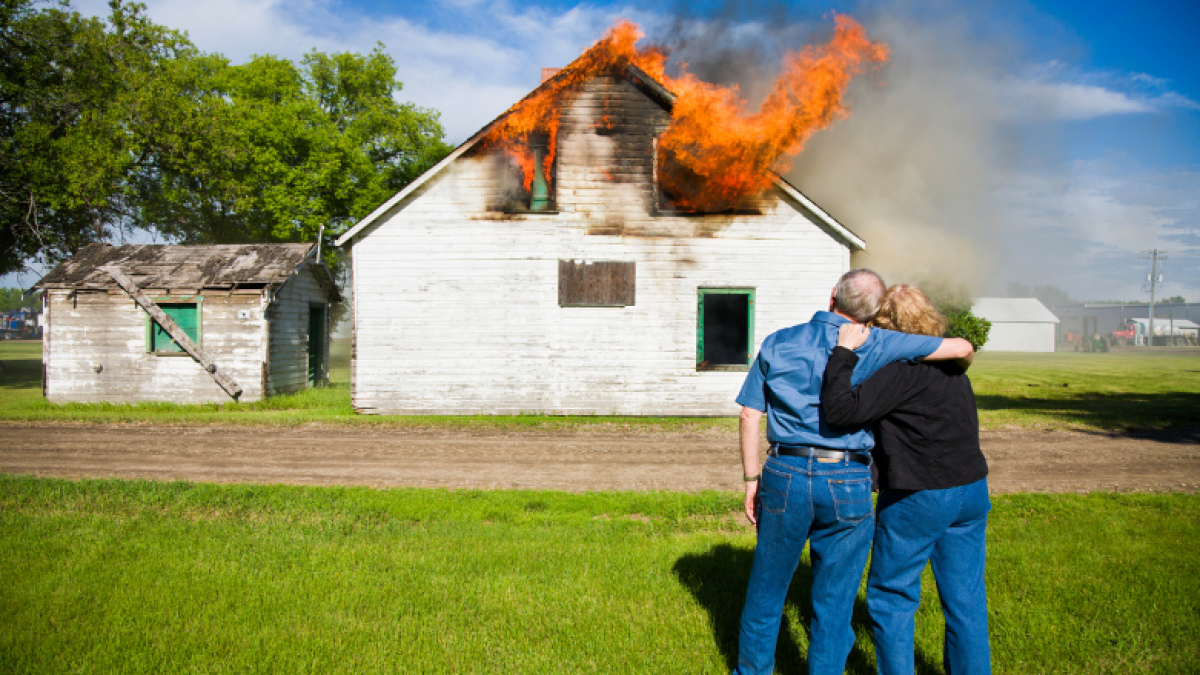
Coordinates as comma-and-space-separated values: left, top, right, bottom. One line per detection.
732, 269, 974, 675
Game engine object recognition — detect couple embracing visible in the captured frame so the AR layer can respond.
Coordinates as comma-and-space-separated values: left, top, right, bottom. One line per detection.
733, 269, 991, 675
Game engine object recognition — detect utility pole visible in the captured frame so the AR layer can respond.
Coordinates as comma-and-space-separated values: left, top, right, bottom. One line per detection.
1142, 249, 1167, 346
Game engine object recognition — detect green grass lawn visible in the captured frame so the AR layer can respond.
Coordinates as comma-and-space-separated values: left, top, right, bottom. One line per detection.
1, 477, 1196, 674
2, 341, 1197, 430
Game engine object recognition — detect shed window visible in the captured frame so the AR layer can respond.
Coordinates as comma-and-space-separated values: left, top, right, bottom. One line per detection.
697, 289, 754, 370
148, 302, 199, 353
559, 260, 635, 307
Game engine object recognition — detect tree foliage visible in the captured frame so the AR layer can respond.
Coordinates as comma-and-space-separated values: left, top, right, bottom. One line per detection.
1006, 282, 1074, 307
0, 287, 35, 312
1, 0, 451, 276
925, 285, 993, 352
1, 0, 192, 275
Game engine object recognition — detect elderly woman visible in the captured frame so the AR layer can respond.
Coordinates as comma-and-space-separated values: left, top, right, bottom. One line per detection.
820, 285, 991, 675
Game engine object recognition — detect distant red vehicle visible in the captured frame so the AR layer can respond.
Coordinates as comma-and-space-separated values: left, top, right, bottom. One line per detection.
1109, 322, 1140, 347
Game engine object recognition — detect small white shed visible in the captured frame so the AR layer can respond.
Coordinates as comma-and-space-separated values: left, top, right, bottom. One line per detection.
973, 298, 1060, 353
36, 243, 339, 403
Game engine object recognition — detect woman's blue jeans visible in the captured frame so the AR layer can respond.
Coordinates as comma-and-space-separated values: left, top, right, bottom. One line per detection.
734, 454, 875, 675
868, 478, 991, 675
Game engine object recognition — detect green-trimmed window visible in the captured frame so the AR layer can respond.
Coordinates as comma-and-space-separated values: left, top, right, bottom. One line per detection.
148, 303, 199, 353
697, 288, 754, 370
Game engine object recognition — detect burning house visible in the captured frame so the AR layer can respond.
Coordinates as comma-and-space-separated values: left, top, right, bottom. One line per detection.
336, 18, 886, 415
36, 243, 339, 404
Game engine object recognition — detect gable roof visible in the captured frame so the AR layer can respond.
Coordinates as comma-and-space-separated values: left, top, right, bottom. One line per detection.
37, 243, 337, 297
335, 63, 864, 251
972, 298, 1060, 324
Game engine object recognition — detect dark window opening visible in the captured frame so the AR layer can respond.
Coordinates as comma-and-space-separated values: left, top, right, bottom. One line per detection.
500, 135, 556, 212
559, 260, 635, 307
698, 289, 754, 370
149, 302, 199, 353
308, 304, 326, 386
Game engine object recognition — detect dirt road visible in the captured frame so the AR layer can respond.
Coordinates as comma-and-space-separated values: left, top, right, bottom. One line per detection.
1, 423, 1197, 494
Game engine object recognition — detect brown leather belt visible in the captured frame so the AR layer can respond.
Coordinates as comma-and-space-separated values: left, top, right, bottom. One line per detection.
771, 444, 871, 466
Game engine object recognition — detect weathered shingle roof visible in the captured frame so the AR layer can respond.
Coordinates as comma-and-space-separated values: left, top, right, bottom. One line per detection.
37, 243, 320, 291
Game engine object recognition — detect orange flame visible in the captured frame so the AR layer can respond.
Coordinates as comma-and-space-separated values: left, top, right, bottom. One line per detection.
479, 15, 888, 211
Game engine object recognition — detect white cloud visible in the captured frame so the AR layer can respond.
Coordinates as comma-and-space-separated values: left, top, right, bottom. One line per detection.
994, 164, 1200, 300
989, 62, 1199, 122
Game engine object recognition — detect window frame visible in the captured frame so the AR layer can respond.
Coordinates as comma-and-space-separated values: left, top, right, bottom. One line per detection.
696, 287, 755, 371
145, 297, 202, 355
501, 135, 558, 214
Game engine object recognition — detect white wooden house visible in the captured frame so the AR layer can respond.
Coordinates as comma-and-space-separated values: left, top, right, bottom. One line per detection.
335, 65, 866, 415
36, 243, 338, 404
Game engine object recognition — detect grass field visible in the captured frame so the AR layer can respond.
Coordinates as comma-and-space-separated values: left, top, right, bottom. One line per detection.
2, 341, 1197, 430
1, 477, 1196, 674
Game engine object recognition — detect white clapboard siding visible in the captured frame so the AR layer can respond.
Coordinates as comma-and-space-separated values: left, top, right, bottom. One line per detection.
346, 75, 855, 415
43, 290, 269, 403
266, 264, 331, 395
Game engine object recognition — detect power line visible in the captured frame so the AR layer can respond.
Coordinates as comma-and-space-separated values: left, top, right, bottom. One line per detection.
1142, 249, 1168, 346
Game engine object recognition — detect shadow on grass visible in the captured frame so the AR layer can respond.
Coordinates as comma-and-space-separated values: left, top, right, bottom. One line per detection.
975, 392, 1200, 429
0, 353, 41, 390
673, 544, 944, 674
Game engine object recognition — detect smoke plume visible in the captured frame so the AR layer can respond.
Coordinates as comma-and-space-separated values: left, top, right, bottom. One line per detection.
656, 0, 1031, 295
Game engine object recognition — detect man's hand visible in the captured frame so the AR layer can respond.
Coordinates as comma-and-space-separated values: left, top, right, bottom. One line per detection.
744, 480, 760, 526
837, 324, 870, 350
740, 406, 764, 526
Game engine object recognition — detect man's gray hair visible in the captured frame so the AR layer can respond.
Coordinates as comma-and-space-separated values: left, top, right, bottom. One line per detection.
833, 269, 887, 323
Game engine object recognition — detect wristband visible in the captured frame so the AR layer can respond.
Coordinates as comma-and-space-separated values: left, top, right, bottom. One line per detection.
743, 474, 760, 482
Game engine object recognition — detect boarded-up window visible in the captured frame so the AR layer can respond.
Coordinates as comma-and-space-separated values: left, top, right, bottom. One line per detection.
148, 302, 199, 353
697, 288, 754, 370
559, 260, 635, 307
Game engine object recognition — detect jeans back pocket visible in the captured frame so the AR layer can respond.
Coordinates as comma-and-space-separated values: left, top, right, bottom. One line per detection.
760, 465, 792, 515
829, 477, 872, 523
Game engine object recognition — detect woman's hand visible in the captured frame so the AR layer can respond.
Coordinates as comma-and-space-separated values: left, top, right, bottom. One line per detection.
837, 324, 870, 350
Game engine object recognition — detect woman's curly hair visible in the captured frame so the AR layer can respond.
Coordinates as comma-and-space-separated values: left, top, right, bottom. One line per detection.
869, 284, 947, 337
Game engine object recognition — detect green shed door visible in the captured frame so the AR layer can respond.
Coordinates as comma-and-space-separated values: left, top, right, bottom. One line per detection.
308, 304, 326, 386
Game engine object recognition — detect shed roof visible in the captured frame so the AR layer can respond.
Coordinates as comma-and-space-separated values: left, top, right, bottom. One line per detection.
334, 61, 864, 251
972, 298, 1060, 324
37, 243, 334, 295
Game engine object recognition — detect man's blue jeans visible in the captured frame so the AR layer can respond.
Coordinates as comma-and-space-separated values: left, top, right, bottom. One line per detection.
734, 454, 875, 675
868, 478, 991, 675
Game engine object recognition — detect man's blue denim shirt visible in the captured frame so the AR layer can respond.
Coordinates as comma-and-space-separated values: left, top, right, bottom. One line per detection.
736, 311, 942, 451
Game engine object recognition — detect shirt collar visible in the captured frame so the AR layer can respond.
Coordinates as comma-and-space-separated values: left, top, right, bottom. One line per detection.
811, 310, 852, 326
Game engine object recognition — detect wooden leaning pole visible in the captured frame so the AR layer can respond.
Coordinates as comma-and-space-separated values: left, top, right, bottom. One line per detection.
102, 265, 243, 400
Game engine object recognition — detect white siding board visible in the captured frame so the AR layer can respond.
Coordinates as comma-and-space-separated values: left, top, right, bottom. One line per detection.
44, 290, 268, 404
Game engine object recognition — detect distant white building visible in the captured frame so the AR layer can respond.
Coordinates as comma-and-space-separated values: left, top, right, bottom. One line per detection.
972, 298, 1060, 353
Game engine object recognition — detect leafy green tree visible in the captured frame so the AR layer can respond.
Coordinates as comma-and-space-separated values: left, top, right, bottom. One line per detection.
140, 47, 451, 257
1163, 295, 1186, 304
2, 1, 451, 276
0, 287, 27, 312
1, 0, 192, 275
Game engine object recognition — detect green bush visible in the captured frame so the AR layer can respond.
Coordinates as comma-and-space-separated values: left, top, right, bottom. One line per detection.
928, 290, 993, 351
945, 308, 992, 351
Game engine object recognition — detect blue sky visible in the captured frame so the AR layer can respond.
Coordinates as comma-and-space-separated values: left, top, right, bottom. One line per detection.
7, 0, 1198, 302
